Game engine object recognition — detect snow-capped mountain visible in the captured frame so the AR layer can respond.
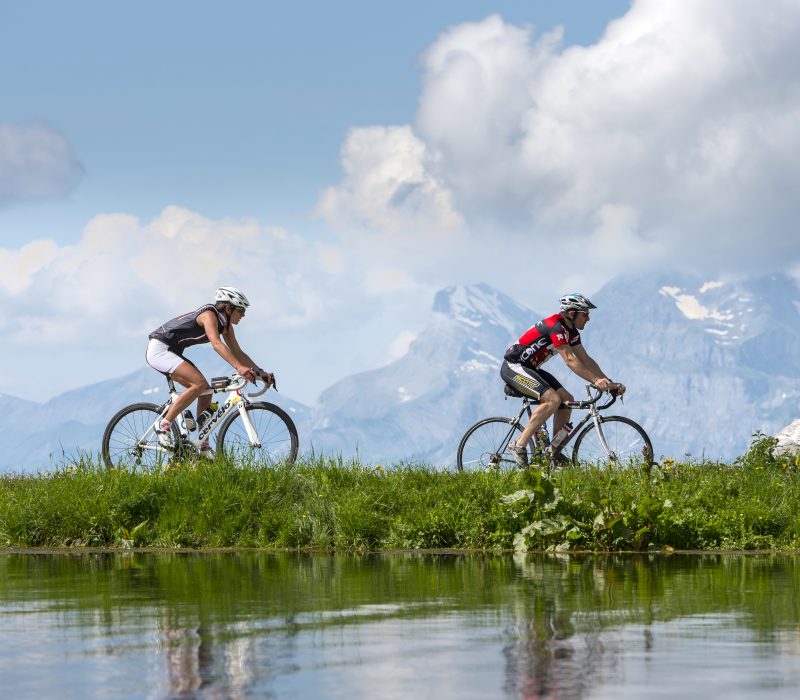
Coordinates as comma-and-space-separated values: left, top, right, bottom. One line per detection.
2, 272, 797, 472
306, 283, 538, 464
0, 364, 310, 472
305, 272, 800, 463
582, 271, 800, 458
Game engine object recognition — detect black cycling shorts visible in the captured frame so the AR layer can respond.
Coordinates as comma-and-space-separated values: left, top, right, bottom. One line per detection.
500, 360, 563, 400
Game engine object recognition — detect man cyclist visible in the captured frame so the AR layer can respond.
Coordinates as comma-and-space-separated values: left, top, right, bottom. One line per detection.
500, 292, 625, 468
145, 286, 273, 453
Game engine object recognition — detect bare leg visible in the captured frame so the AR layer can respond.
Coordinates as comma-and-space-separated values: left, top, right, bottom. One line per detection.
551, 387, 574, 438
196, 390, 212, 418
163, 362, 210, 423
516, 389, 561, 448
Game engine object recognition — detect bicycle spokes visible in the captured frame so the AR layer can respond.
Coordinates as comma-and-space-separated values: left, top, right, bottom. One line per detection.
573, 416, 653, 468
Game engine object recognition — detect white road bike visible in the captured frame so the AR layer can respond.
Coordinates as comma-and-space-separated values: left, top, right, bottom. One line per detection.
457, 384, 653, 472
102, 372, 298, 470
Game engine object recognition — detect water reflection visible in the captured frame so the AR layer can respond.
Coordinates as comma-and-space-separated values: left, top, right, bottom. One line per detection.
505, 554, 800, 699
0, 552, 798, 698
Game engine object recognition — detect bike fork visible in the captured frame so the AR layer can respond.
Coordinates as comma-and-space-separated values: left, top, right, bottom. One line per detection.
237, 402, 261, 447
591, 413, 616, 461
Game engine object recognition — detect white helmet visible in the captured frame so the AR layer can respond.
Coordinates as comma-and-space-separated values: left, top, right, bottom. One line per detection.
215, 286, 250, 309
559, 292, 596, 313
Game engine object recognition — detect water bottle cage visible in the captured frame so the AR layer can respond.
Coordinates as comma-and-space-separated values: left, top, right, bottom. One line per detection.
550, 422, 574, 451
196, 403, 218, 430
536, 427, 550, 447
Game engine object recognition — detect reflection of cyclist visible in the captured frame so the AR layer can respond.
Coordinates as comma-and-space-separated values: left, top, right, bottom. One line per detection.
500, 293, 625, 468
146, 286, 273, 452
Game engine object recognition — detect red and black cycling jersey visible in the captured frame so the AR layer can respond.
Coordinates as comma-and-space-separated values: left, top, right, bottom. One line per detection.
149, 304, 228, 354
504, 313, 581, 368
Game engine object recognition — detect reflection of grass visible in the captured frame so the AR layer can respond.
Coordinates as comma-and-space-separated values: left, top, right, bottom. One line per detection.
1, 552, 799, 646
0, 436, 799, 551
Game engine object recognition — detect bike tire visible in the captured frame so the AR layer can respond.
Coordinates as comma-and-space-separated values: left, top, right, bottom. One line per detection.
216, 402, 299, 466
102, 402, 180, 471
456, 417, 533, 472
571, 416, 654, 468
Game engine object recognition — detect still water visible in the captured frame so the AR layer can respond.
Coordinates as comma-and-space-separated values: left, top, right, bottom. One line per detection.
1, 552, 799, 699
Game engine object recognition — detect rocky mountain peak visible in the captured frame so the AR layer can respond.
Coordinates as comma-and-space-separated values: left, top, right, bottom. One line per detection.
431, 283, 534, 335
3, 272, 800, 471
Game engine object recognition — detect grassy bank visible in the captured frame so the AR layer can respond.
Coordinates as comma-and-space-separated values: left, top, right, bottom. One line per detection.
1, 437, 798, 551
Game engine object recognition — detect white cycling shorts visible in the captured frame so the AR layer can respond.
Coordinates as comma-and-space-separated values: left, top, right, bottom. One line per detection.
146, 338, 186, 375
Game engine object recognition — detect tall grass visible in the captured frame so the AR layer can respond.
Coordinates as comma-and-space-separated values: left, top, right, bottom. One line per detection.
1, 436, 798, 551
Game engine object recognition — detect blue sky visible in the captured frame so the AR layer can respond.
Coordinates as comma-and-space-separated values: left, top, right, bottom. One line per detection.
1, 1, 627, 246
2, 0, 799, 403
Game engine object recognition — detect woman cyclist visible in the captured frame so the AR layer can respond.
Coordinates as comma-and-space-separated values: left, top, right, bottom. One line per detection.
145, 286, 273, 453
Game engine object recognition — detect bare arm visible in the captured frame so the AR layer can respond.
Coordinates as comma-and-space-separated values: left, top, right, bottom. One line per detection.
556, 344, 614, 391
224, 327, 274, 386
571, 344, 606, 378
221, 325, 260, 370
197, 311, 254, 379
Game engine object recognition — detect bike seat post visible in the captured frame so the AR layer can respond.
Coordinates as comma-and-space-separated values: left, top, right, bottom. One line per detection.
166, 375, 177, 395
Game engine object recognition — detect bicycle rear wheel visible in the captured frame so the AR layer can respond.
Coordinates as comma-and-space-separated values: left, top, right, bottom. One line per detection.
102, 402, 179, 471
217, 402, 299, 466
571, 416, 653, 468
457, 417, 533, 472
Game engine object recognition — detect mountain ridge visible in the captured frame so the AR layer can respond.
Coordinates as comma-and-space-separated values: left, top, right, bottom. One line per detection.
1, 271, 798, 471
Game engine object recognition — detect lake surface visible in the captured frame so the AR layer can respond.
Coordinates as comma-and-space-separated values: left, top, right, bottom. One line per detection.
1, 551, 799, 699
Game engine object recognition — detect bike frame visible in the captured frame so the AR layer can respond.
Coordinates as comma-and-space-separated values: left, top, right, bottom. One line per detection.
150, 374, 265, 452
507, 386, 616, 457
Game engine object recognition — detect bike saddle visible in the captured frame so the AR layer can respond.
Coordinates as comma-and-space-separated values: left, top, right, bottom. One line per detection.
503, 384, 525, 399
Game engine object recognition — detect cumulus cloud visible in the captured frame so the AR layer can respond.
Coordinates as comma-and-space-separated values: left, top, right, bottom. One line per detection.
0, 206, 445, 401
0, 122, 84, 206
316, 125, 463, 240
0, 206, 343, 346
319, 1, 800, 279
8, 1, 800, 399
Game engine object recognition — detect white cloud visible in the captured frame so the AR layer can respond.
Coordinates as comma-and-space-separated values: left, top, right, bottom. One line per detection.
387, 331, 417, 361
8, 2, 800, 401
0, 206, 446, 402
417, 15, 560, 210
319, 1, 800, 280
363, 264, 419, 296
0, 239, 61, 294
316, 125, 463, 239
565, 204, 667, 269
0, 122, 84, 206
0, 206, 341, 346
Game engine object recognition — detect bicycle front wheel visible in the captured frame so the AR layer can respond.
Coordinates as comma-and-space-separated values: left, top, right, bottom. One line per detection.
571, 416, 653, 468
217, 402, 299, 465
457, 417, 532, 472
102, 402, 179, 471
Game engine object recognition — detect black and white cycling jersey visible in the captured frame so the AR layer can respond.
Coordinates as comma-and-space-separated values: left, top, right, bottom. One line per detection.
148, 303, 227, 353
